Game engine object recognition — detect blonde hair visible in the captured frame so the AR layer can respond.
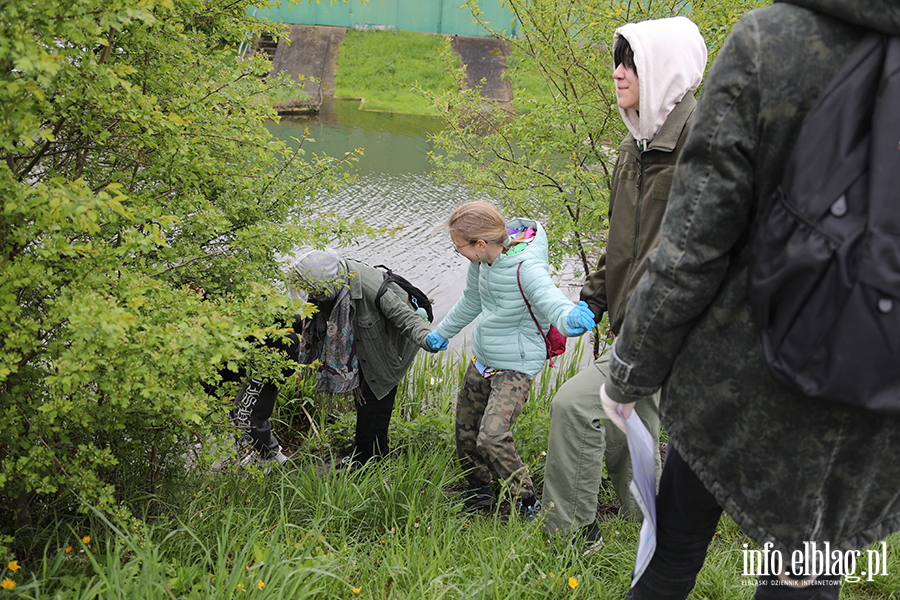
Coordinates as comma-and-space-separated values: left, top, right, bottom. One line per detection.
441, 201, 509, 246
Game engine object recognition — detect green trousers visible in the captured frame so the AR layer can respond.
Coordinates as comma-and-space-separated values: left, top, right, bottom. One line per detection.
541, 350, 661, 536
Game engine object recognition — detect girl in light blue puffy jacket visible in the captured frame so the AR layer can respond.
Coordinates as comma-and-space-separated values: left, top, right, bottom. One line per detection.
426, 201, 595, 519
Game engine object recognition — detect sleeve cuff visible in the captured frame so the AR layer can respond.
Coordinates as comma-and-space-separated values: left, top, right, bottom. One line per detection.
605, 382, 650, 404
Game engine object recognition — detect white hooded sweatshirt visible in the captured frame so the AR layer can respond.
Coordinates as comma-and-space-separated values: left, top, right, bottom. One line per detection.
615, 16, 708, 147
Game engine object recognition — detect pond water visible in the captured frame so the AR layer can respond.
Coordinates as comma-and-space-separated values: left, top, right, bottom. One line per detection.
267, 98, 583, 352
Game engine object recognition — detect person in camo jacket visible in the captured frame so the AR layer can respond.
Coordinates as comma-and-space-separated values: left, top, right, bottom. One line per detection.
426, 201, 596, 520
601, 1, 900, 598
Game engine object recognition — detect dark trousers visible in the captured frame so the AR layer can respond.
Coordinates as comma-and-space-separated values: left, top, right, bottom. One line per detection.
224, 322, 299, 458
628, 444, 840, 600
230, 378, 282, 457
353, 374, 397, 464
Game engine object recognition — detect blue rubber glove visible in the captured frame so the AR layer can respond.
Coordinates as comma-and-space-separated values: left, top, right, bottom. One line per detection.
426, 330, 449, 352
566, 301, 596, 335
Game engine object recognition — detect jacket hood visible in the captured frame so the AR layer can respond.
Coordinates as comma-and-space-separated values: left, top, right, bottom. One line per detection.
289, 247, 348, 299
779, 0, 900, 35
615, 16, 707, 145
496, 217, 549, 268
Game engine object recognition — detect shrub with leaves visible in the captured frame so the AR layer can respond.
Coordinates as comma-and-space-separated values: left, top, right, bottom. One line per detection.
430, 0, 762, 273
0, 0, 368, 533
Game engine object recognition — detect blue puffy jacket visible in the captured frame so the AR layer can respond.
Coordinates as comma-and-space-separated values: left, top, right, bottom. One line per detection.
436, 218, 577, 377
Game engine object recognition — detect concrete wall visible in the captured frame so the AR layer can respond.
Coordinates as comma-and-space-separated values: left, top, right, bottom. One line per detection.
252, 0, 519, 36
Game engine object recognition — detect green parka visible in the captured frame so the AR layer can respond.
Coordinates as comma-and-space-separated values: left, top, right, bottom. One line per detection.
346, 259, 432, 400
607, 0, 900, 555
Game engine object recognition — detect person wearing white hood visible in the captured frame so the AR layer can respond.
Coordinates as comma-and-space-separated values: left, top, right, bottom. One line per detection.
541, 16, 707, 545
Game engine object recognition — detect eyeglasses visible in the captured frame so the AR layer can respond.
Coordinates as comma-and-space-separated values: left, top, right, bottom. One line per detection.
453, 240, 474, 255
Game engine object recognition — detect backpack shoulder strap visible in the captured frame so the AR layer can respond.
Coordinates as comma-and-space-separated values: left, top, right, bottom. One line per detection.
780, 33, 886, 219
373, 264, 435, 323
373, 264, 393, 310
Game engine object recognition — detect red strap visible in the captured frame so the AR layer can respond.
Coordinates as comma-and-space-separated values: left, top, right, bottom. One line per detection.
517, 263, 554, 367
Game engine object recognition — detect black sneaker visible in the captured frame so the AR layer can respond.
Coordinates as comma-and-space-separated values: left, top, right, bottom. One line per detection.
454, 483, 494, 511
579, 520, 602, 543
576, 520, 604, 556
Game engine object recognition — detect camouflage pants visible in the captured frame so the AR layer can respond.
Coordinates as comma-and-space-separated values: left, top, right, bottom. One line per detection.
455, 360, 534, 500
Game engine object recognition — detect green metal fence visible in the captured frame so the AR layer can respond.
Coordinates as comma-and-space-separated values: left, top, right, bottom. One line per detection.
252, 0, 518, 36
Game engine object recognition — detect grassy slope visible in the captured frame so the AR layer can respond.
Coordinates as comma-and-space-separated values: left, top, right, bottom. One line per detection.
7, 346, 898, 599
333, 29, 458, 115
331, 29, 555, 115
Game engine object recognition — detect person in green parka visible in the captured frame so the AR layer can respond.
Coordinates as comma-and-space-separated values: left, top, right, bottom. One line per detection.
541, 16, 707, 545
602, 1, 900, 598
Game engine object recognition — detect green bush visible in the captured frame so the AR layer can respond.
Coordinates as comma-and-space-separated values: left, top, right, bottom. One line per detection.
0, 0, 371, 535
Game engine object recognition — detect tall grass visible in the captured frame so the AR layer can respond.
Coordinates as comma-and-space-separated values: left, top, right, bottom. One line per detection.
397, 335, 591, 418
8, 341, 898, 599
528, 336, 589, 409
10, 449, 898, 598
8, 450, 637, 599
397, 345, 469, 419
273, 336, 588, 459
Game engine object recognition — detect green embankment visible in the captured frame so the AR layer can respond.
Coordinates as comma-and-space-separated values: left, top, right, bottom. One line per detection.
334, 29, 458, 115
7, 346, 898, 598
331, 29, 552, 115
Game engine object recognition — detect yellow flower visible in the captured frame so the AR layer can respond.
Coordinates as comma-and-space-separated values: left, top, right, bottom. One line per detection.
352, 587, 361, 594
257, 580, 265, 590
1, 579, 14, 590
82, 535, 91, 544
236, 583, 244, 591
65, 546, 72, 554
6, 561, 19, 573
568, 577, 578, 589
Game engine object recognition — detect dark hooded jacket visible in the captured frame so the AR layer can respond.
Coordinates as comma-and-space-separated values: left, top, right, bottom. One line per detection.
606, 0, 900, 555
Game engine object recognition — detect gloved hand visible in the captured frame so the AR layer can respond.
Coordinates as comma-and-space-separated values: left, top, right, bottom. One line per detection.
600, 383, 635, 434
426, 330, 449, 352
566, 301, 596, 335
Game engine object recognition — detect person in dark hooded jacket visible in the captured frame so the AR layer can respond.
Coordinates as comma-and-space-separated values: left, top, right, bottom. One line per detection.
601, 1, 900, 598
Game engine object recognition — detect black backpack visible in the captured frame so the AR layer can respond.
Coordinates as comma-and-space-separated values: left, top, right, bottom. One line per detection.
748, 34, 900, 415
373, 264, 434, 323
